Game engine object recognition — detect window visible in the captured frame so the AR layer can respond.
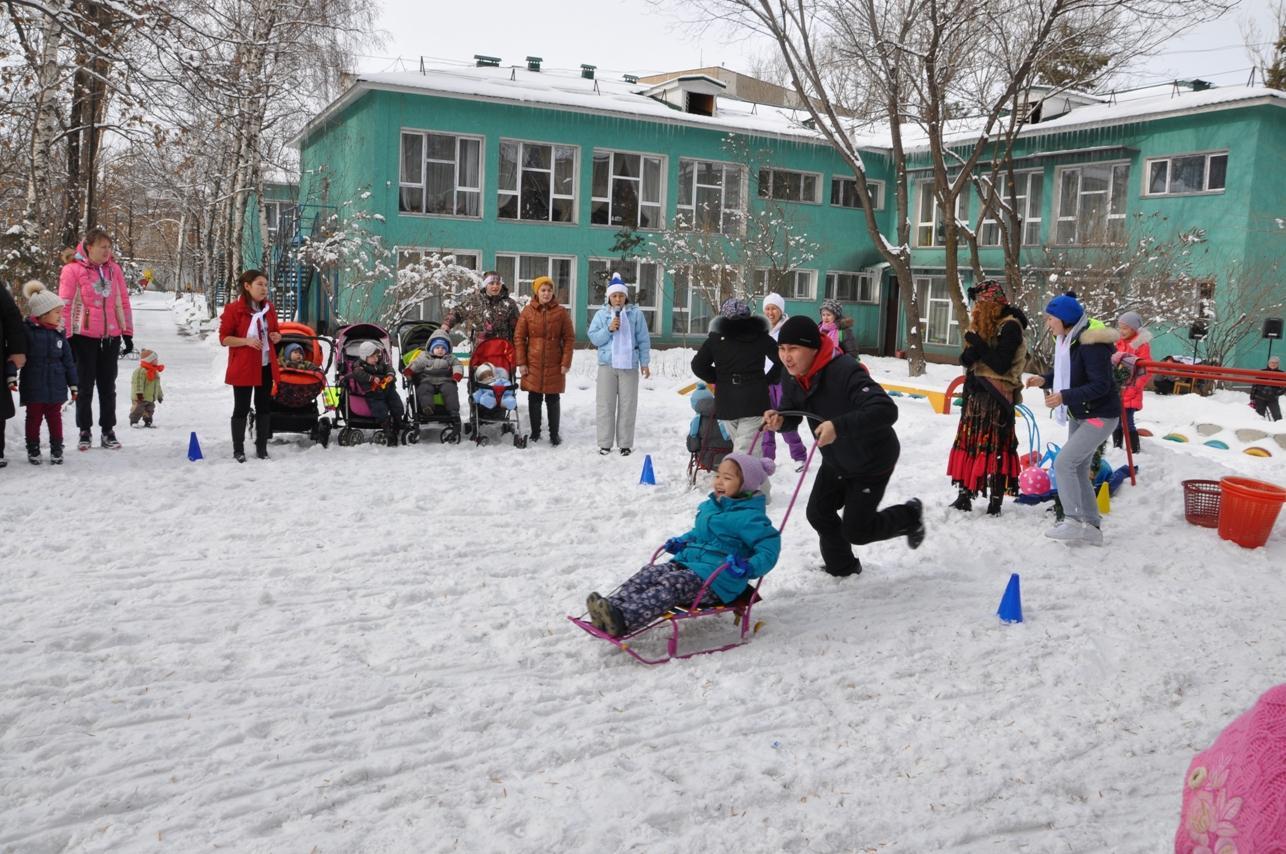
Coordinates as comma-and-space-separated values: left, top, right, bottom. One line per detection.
915, 275, 961, 346
677, 159, 743, 236
494, 253, 574, 309
591, 151, 663, 229
395, 248, 481, 321
1055, 162, 1129, 245
399, 131, 482, 217
672, 265, 739, 335
979, 171, 1043, 247
753, 268, 816, 300
498, 140, 577, 223
825, 271, 877, 304
915, 182, 969, 247
1145, 152, 1227, 196
830, 176, 884, 211
588, 258, 661, 332
758, 168, 821, 203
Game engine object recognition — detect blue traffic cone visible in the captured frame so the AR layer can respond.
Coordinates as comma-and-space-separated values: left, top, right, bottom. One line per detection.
187, 431, 204, 462
997, 573, 1023, 624
639, 453, 657, 485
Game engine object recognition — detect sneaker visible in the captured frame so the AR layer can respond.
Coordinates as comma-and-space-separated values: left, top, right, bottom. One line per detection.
50, 444, 63, 465
1044, 521, 1083, 541
586, 592, 626, 637
905, 498, 925, 549
619, 448, 632, 456
1080, 523, 1104, 547
599, 447, 611, 456
78, 430, 92, 451
101, 432, 122, 449
27, 448, 41, 465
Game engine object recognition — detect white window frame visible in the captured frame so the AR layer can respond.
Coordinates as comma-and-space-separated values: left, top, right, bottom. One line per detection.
398, 129, 484, 218
590, 149, 665, 230
1054, 161, 1130, 246
914, 181, 969, 247
914, 275, 961, 346
979, 170, 1044, 247
494, 253, 576, 310
758, 167, 822, 204
394, 247, 482, 321
677, 158, 745, 236
753, 268, 816, 300
587, 258, 662, 333
829, 176, 884, 211
671, 265, 740, 336
824, 271, 878, 304
497, 138, 578, 224
1143, 151, 1228, 197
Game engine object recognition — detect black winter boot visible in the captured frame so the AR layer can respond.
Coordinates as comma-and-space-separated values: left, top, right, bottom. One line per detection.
905, 498, 925, 549
547, 396, 561, 446
50, 440, 64, 465
255, 411, 271, 459
949, 488, 972, 512
231, 415, 247, 463
986, 492, 1004, 516
27, 440, 41, 465
528, 398, 542, 442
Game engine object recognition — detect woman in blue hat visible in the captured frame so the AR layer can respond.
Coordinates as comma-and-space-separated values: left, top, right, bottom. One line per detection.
1024, 291, 1120, 546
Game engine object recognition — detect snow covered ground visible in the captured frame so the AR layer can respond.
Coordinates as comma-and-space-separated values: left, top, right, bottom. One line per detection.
2, 292, 1283, 853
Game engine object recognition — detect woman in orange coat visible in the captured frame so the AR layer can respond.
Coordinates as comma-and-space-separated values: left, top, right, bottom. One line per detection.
514, 275, 574, 445
219, 270, 281, 461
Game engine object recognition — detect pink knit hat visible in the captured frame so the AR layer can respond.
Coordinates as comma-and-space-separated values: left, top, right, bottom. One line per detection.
723, 453, 775, 495
1175, 684, 1286, 852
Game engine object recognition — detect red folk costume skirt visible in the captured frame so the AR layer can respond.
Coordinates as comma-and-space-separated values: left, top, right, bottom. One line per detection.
946, 379, 1021, 496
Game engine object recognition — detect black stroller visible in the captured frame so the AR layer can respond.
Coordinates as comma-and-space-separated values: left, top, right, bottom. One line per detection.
396, 319, 462, 444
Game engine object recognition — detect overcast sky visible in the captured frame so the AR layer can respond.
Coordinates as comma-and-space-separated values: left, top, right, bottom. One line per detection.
361, 0, 1280, 91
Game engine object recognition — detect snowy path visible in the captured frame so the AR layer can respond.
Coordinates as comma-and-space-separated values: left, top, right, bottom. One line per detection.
1, 293, 1283, 852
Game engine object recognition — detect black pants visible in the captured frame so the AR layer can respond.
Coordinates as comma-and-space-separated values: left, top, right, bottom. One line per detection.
528, 392, 560, 436
806, 463, 915, 573
1253, 397, 1282, 421
232, 365, 273, 452
72, 334, 120, 432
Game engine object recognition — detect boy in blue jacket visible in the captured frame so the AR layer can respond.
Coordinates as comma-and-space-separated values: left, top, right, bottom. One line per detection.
586, 453, 781, 637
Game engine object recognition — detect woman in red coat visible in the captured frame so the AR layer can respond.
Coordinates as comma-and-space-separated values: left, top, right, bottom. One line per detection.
1111, 310, 1151, 453
219, 270, 281, 461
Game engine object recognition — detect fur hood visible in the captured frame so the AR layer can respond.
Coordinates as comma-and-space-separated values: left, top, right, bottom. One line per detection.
709, 314, 770, 340
1076, 323, 1120, 347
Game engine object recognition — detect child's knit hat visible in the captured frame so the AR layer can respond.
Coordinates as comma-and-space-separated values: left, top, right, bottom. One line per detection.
140, 349, 159, 364
723, 452, 775, 495
690, 382, 714, 414
762, 292, 786, 314
720, 297, 751, 319
1045, 292, 1084, 326
356, 341, 379, 360
428, 331, 451, 352
283, 343, 303, 360
820, 298, 844, 319
1117, 310, 1143, 331
474, 362, 496, 383
23, 281, 62, 317
1175, 683, 1286, 851
605, 273, 628, 300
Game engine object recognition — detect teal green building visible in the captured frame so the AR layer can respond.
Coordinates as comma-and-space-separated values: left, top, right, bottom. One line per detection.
285, 62, 1285, 366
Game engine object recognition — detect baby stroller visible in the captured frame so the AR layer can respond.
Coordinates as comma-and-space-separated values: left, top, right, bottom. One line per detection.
686, 382, 733, 487
332, 322, 417, 446
463, 336, 528, 448
396, 319, 462, 444
254, 321, 334, 448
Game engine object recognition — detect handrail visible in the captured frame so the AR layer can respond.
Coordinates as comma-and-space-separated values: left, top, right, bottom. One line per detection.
1135, 360, 1286, 386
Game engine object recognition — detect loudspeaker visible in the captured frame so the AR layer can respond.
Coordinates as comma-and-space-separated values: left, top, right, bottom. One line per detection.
1263, 317, 1283, 340
1189, 321, 1208, 341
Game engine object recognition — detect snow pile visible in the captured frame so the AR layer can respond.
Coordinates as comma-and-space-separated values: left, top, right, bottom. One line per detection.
1, 292, 1283, 852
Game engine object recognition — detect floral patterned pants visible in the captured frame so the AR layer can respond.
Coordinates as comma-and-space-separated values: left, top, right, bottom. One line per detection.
608, 562, 717, 632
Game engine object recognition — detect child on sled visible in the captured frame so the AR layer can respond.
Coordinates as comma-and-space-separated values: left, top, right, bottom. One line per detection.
585, 453, 781, 637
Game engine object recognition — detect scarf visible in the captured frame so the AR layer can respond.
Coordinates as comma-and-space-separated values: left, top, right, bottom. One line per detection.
32, 317, 59, 330
245, 302, 271, 367
139, 360, 165, 381
610, 306, 635, 370
766, 314, 789, 373
1051, 314, 1087, 425
795, 334, 837, 393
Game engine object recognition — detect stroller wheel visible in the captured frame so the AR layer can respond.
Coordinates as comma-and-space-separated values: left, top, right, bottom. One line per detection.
462, 422, 474, 437
440, 428, 458, 445
372, 429, 388, 446
501, 422, 514, 435
337, 426, 362, 447
403, 428, 419, 445
515, 435, 527, 449
476, 435, 490, 447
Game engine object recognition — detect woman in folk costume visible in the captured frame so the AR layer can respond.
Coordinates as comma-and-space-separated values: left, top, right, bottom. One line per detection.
946, 280, 1029, 516
219, 270, 281, 462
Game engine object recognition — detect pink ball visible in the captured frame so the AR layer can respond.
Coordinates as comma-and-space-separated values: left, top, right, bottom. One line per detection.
1019, 466, 1051, 496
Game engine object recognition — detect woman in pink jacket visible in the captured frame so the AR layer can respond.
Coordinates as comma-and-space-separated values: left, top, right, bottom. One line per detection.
58, 226, 134, 450
1111, 310, 1151, 453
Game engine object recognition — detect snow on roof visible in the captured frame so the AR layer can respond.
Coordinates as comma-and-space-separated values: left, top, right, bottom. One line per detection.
295, 62, 1285, 156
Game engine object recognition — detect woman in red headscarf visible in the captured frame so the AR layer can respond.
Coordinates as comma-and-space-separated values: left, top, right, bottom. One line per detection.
946, 281, 1030, 516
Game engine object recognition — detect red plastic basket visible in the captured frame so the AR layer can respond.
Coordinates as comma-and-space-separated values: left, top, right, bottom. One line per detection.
1218, 477, 1286, 549
1181, 479, 1222, 528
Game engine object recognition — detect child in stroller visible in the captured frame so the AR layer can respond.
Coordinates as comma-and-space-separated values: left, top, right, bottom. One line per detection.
406, 329, 463, 429
687, 382, 733, 487
464, 337, 527, 447
351, 340, 406, 446
471, 363, 517, 411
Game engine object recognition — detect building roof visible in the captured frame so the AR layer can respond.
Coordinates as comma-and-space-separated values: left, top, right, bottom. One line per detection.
294, 61, 1286, 155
